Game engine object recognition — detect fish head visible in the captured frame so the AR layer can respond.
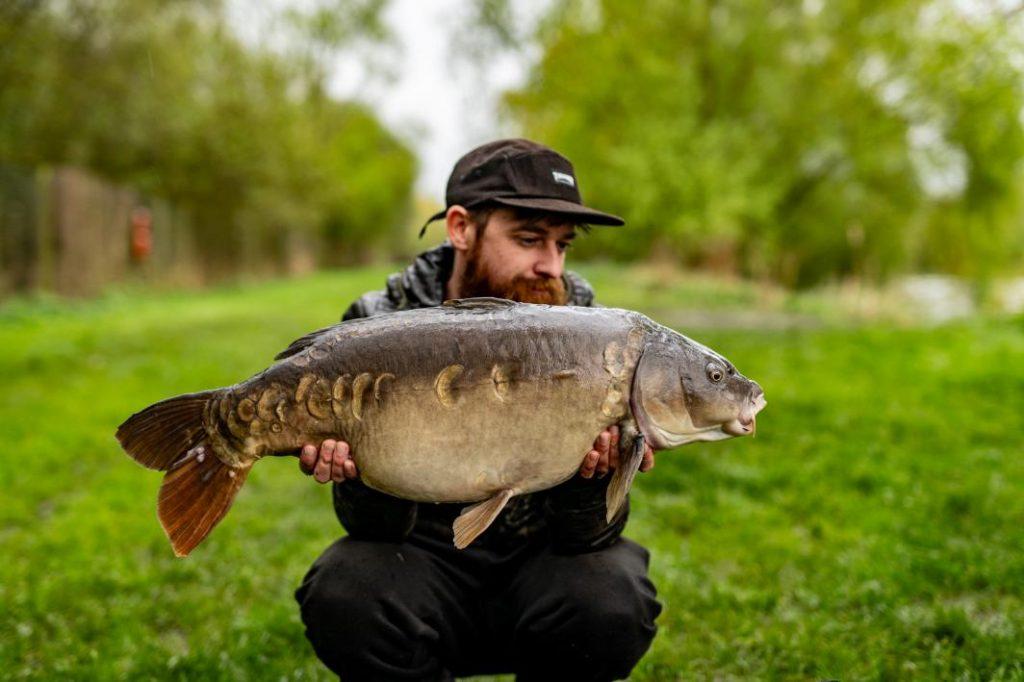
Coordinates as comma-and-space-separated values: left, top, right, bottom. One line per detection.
631, 330, 766, 449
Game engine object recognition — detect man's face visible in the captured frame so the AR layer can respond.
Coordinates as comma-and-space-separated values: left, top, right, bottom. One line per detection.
461, 208, 576, 305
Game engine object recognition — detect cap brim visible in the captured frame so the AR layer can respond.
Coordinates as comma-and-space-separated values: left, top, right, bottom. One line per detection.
490, 197, 624, 226
424, 209, 447, 224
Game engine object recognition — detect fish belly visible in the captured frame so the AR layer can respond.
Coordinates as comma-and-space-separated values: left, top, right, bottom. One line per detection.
352, 377, 612, 503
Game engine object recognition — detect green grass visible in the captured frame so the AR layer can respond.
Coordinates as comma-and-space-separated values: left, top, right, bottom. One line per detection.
1, 266, 1022, 680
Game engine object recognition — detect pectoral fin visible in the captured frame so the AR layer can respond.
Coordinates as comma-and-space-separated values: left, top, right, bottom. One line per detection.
606, 434, 645, 523
452, 488, 515, 549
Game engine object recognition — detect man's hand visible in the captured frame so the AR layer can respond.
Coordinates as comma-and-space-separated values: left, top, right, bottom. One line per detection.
299, 439, 358, 484
578, 425, 655, 479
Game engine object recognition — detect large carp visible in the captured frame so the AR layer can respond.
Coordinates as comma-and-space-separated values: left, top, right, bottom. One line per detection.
116, 298, 766, 557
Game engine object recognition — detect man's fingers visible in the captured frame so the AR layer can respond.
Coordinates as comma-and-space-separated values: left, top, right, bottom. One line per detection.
299, 444, 317, 475
333, 441, 357, 481
640, 443, 655, 473
332, 440, 350, 469
579, 449, 600, 479
595, 430, 611, 477
314, 440, 335, 483
608, 425, 620, 471
313, 457, 332, 483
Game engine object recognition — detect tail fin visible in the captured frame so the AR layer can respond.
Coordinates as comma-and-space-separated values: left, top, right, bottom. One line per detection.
116, 390, 248, 556
158, 447, 250, 557
116, 391, 218, 470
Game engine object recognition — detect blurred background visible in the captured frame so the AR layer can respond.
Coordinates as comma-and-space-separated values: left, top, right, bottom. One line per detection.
3, 0, 1024, 304
1, 1, 1022, 679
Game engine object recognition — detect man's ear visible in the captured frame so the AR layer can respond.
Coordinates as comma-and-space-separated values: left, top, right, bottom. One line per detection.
446, 206, 475, 251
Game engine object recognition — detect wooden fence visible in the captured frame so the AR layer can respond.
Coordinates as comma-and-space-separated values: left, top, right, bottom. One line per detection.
0, 165, 317, 298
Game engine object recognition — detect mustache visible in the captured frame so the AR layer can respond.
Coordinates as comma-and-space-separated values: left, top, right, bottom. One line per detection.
499, 276, 568, 305
461, 254, 568, 305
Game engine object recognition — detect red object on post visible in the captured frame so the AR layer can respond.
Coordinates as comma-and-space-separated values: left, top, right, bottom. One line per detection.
130, 207, 153, 262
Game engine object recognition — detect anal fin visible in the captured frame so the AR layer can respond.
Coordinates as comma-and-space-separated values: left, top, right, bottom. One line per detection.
606, 433, 645, 523
452, 488, 515, 549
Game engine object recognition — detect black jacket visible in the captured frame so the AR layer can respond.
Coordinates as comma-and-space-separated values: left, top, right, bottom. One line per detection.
331, 241, 629, 554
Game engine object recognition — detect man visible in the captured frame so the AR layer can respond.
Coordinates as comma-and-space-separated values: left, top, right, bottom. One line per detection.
293, 139, 663, 681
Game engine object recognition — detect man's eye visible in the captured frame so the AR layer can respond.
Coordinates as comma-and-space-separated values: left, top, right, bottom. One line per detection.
517, 238, 538, 246
557, 242, 572, 253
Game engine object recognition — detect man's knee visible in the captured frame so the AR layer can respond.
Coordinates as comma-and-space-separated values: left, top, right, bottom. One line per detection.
295, 538, 451, 680
530, 575, 660, 675
295, 537, 400, 631
513, 539, 662, 679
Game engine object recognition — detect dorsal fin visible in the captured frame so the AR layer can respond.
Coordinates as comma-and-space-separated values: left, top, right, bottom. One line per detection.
273, 325, 336, 361
441, 297, 517, 309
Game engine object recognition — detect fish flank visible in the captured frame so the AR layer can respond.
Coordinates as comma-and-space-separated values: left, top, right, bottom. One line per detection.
256, 388, 282, 421
491, 364, 511, 401
331, 374, 351, 419
351, 373, 373, 420
236, 398, 256, 422
374, 373, 395, 402
306, 378, 332, 419
434, 364, 464, 409
295, 375, 316, 403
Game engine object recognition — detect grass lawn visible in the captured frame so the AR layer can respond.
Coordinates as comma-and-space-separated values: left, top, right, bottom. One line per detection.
1, 265, 1022, 680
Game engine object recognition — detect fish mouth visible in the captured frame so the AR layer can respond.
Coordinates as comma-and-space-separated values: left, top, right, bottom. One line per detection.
723, 417, 755, 436
723, 390, 767, 437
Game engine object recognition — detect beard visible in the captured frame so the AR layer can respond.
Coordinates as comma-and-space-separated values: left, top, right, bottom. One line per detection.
461, 240, 568, 305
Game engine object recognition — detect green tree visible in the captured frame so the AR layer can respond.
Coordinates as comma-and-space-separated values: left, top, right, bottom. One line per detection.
473, 0, 1024, 287
0, 0, 415, 274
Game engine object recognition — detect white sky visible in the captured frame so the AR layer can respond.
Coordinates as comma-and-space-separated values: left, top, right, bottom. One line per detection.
229, 0, 538, 197
327, 0, 533, 196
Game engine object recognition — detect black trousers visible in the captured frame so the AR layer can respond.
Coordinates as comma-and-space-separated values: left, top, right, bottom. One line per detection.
295, 529, 662, 681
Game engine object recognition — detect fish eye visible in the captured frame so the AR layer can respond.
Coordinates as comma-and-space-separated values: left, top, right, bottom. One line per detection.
706, 362, 724, 383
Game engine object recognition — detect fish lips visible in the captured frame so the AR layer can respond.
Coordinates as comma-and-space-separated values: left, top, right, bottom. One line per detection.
723, 417, 755, 436
722, 390, 768, 436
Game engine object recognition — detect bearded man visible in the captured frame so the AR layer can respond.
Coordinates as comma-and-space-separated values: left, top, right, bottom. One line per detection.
294, 139, 662, 681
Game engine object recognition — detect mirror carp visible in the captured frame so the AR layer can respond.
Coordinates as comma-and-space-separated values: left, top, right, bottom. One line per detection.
116, 298, 766, 557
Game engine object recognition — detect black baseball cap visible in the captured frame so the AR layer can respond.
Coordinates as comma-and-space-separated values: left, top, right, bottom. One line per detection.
418, 138, 625, 237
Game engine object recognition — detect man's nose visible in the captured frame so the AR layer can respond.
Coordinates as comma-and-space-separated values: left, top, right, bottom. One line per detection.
533, 243, 563, 278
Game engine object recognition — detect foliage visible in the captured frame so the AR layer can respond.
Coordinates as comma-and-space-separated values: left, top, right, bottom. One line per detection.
0, 0, 416, 267
1, 266, 1022, 679
477, 0, 1024, 287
